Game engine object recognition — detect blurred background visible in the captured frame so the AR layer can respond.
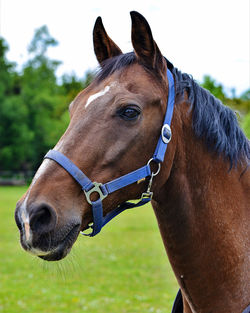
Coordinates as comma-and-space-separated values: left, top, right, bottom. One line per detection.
0, 1, 249, 312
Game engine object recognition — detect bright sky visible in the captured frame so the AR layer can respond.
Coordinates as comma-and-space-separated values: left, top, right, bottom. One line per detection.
0, 0, 249, 96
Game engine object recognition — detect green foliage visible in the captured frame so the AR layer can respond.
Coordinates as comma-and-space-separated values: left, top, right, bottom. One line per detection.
242, 112, 250, 138
0, 187, 178, 313
240, 89, 250, 101
201, 75, 226, 101
20, 28, 67, 168
61, 71, 94, 105
200, 75, 250, 138
0, 95, 34, 170
0, 38, 16, 96
0, 28, 93, 172
0, 38, 34, 170
28, 25, 58, 56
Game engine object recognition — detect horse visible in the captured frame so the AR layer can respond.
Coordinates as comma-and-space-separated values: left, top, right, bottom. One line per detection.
15, 11, 250, 313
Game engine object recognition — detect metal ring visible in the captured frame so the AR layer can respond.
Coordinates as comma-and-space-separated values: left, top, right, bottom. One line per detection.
147, 158, 161, 177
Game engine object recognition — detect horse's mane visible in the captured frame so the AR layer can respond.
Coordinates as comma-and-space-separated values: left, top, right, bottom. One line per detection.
96, 52, 250, 167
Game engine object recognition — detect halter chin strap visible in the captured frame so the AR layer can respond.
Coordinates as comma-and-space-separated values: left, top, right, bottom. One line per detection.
44, 69, 175, 237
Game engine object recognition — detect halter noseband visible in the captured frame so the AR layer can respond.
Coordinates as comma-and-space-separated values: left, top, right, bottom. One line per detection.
44, 69, 175, 237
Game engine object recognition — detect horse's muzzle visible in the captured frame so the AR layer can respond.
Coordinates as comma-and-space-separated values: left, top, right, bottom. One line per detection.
15, 201, 81, 261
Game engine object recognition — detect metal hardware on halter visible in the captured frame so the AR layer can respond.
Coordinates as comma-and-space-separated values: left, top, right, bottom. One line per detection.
140, 158, 161, 200
147, 158, 161, 177
161, 124, 172, 144
140, 175, 153, 200
84, 182, 107, 204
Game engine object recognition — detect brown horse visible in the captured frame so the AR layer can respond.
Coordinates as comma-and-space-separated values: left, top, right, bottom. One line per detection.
15, 11, 250, 313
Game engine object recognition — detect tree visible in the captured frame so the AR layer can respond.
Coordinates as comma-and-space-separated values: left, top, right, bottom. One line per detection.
0, 38, 34, 171
16, 26, 94, 170
19, 26, 69, 169
200, 75, 250, 138
0, 38, 15, 97
242, 112, 250, 138
61, 70, 94, 106
201, 75, 226, 101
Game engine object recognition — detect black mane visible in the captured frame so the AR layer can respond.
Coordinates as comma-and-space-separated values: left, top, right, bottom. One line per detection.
96, 52, 250, 167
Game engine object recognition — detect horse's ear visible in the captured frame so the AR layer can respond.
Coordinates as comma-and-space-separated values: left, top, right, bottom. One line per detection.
130, 11, 166, 75
93, 16, 122, 65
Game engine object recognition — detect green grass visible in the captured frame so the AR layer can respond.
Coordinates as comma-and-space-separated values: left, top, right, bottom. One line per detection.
0, 186, 178, 313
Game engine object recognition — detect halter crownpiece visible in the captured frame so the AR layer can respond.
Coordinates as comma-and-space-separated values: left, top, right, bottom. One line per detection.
44, 69, 175, 237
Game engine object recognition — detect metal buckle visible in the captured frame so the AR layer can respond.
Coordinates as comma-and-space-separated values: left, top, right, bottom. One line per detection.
140, 191, 153, 201
84, 182, 107, 204
80, 224, 93, 236
139, 174, 154, 201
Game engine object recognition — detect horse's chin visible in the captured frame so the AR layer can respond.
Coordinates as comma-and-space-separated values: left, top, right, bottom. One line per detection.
20, 223, 80, 262
41, 224, 80, 261
38, 245, 72, 261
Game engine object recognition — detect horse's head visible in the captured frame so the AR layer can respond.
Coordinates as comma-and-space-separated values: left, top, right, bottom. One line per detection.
15, 12, 175, 261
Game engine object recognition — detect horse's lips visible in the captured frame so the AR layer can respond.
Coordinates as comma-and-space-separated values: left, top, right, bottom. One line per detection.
38, 224, 80, 261
39, 246, 70, 261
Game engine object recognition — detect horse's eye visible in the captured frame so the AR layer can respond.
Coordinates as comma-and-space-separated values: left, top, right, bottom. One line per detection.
118, 107, 141, 121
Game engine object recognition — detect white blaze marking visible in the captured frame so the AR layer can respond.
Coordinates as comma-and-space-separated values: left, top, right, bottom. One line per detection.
19, 159, 51, 241
31, 159, 51, 187
85, 85, 111, 108
21, 158, 51, 213
21, 210, 31, 242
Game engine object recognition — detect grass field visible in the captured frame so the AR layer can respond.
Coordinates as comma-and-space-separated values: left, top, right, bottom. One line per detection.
0, 186, 178, 313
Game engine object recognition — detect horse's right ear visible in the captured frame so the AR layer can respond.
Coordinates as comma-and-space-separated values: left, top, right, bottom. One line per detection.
93, 17, 122, 65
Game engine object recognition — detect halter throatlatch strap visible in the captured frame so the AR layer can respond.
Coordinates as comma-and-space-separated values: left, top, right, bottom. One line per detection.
44, 69, 175, 237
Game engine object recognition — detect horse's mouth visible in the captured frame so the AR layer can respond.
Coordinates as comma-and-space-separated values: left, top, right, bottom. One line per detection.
36, 224, 80, 261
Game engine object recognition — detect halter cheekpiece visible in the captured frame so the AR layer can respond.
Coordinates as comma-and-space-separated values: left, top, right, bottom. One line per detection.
44, 69, 175, 237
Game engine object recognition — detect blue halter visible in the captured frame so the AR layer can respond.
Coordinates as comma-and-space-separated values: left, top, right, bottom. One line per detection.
44, 69, 175, 237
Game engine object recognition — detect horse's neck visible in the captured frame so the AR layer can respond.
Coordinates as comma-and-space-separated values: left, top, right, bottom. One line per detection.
152, 103, 250, 313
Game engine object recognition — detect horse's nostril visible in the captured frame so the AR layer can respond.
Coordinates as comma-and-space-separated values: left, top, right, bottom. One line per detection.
29, 203, 57, 234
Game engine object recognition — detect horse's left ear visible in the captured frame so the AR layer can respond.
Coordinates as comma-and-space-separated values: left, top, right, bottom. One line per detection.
130, 11, 166, 75
93, 16, 123, 65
